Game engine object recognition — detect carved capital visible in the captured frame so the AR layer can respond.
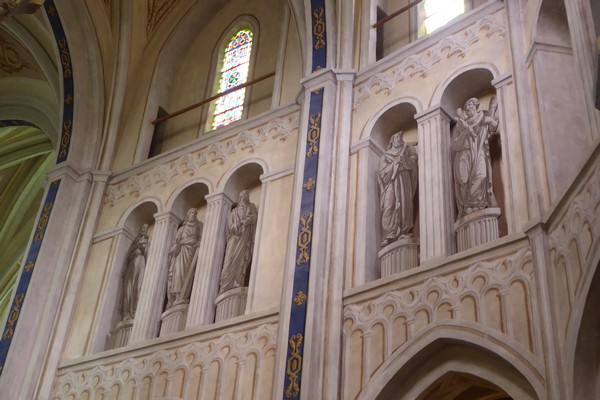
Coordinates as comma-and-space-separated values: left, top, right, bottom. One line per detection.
0, 0, 44, 22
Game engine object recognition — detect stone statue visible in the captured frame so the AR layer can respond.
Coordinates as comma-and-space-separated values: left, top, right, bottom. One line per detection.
120, 224, 150, 320
378, 132, 418, 248
166, 208, 202, 308
452, 96, 499, 216
218, 190, 258, 295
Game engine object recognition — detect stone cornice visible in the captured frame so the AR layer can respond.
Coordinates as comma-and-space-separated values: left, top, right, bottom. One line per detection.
353, 3, 507, 109
105, 107, 299, 206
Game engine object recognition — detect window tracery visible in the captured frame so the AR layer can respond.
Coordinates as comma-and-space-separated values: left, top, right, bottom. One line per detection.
212, 28, 253, 130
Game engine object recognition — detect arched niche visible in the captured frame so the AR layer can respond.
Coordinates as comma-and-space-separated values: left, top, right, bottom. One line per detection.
169, 181, 211, 225
101, 200, 159, 351
440, 68, 508, 246
354, 102, 419, 286
158, 182, 209, 336
214, 161, 265, 321
369, 340, 540, 400
572, 260, 600, 399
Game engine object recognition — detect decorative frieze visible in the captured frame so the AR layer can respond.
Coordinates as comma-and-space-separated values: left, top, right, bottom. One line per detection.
353, 11, 506, 109
105, 113, 299, 205
343, 246, 538, 399
54, 322, 278, 399
548, 162, 600, 333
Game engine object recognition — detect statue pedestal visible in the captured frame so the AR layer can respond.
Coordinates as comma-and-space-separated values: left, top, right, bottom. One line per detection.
108, 319, 133, 349
160, 303, 189, 337
215, 287, 248, 322
455, 207, 501, 252
379, 238, 419, 278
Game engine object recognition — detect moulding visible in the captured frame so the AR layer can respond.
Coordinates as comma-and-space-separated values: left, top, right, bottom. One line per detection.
543, 141, 600, 230
344, 232, 528, 304
491, 72, 513, 88
113, 104, 299, 182
350, 136, 384, 156
58, 307, 279, 371
354, 5, 507, 109
105, 109, 299, 205
260, 165, 295, 183
525, 40, 573, 67
92, 226, 135, 243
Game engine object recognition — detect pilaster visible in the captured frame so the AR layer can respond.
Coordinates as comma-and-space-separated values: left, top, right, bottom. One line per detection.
130, 211, 179, 342
416, 105, 455, 261
186, 193, 233, 326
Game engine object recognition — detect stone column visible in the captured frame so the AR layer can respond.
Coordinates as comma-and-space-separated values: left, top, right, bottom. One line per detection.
130, 211, 179, 342
186, 193, 233, 327
351, 138, 383, 285
90, 226, 135, 352
415, 105, 455, 261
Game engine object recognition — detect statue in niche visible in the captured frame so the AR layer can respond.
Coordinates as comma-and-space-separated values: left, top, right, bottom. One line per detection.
378, 131, 418, 248
452, 96, 499, 216
120, 224, 150, 320
166, 208, 202, 308
218, 190, 258, 295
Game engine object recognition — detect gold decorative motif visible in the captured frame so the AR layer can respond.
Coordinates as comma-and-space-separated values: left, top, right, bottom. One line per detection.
64, 95, 73, 105
147, 0, 178, 36
293, 291, 308, 306
303, 178, 316, 191
312, 8, 326, 50
0, 35, 30, 74
306, 113, 321, 157
285, 333, 304, 398
23, 261, 34, 273
58, 119, 72, 159
34, 202, 53, 241
296, 212, 313, 266
57, 38, 72, 78
46, 5, 56, 16
3, 293, 24, 340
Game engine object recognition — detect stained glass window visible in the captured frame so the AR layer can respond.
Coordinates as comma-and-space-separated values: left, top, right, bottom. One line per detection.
422, 0, 465, 36
212, 29, 253, 130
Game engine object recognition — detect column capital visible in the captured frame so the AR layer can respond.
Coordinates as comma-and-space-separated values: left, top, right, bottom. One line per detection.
415, 104, 453, 123
350, 136, 384, 156
492, 73, 514, 89
205, 192, 234, 205
153, 211, 180, 224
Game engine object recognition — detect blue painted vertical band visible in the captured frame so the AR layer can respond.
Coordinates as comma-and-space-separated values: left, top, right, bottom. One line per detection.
0, 180, 61, 373
310, 0, 327, 72
282, 87, 324, 400
282, 1, 328, 397
0, 1, 73, 375
44, 0, 75, 164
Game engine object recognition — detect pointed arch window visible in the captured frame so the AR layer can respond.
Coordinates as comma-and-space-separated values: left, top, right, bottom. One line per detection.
211, 28, 254, 130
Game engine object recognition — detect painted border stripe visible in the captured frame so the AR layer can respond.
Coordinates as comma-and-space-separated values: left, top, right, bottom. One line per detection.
0, 180, 61, 373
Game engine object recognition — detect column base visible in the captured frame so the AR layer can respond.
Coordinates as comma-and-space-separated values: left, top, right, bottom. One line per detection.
108, 319, 133, 349
455, 207, 501, 252
379, 238, 419, 278
160, 303, 189, 336
215, 287, 248, 322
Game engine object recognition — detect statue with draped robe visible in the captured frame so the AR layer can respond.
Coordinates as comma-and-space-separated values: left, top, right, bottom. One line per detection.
451, 96, 499, 216
218, 190, 258, 294
378, 132, 418, 248
166, 208, 201, 307
120, 224, 150, 320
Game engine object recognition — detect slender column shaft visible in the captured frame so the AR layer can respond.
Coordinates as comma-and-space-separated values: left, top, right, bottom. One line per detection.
416, 106, 455, 261
186, 193, 233, 327
130, 212, 179, 342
